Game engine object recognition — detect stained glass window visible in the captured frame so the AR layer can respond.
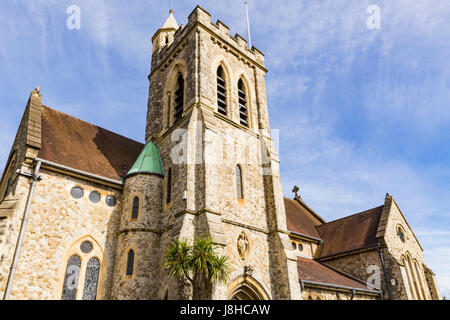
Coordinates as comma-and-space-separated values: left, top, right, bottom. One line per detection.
80, 241, 93, 254
61, 255, 81, 300
89, 191, 101, 203
82, 257, 100, 300
126, 250, 135, 276
132, 197, 139, 219
70, 187, 84, 199
398, 227, 405, 243
105, 195, 117, 207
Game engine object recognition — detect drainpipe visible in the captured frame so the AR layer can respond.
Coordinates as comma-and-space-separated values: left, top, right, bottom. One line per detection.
376, 242, 393, 300
3, 160, 41, 300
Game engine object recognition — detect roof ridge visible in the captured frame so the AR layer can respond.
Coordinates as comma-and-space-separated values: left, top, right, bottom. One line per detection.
287, 197, 326, 224
41, 105, 144, 146
317, 205, 384, 228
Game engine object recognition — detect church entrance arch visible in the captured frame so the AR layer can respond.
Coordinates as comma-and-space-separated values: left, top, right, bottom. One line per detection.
227, 276, 270, 300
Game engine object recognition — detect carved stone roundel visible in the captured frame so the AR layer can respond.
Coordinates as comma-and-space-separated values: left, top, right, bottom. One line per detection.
237, 232, 249, 260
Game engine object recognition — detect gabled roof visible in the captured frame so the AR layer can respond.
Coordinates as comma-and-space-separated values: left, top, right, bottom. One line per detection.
315, 206, 384, 259
284, 198, 322, 240
297, 257, 377, 292
38, 106, 144, 181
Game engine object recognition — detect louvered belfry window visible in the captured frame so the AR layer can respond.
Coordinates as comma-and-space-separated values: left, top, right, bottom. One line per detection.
238, 79, 248, 126
132, 197, 139, 219
126, 250, 135, 276
236, 165, 243, 199
174, 74, 184, 122
217, 66, 227, 115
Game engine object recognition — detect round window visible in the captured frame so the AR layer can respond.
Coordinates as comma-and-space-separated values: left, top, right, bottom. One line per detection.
89, 191, 101, 204
291, 242, 297, 250
80, 241, 93, 254
298, 243, 304, 252
105, 195, 117, 207
70, 187, 84, 199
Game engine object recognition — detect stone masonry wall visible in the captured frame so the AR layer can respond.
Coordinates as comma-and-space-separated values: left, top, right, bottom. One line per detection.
5, 168, 122, 300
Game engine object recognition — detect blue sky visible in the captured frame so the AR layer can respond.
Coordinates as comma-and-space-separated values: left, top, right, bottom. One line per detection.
0, 0, 449, 298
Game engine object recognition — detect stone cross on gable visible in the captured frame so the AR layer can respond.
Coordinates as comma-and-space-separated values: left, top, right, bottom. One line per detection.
292, 185, 302, 201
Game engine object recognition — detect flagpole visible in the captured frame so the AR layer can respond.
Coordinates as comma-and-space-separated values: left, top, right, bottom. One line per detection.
245, 2, 252, 48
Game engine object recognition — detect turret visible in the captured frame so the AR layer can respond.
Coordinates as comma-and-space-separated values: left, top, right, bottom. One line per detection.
111, 142, 164, 300
151, 9, 178, 53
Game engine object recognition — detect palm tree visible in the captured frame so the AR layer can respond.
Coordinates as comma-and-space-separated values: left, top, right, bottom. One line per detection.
164, 237, 230, 298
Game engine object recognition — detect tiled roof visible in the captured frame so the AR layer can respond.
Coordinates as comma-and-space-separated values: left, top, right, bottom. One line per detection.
297, 257, 371, 291
38, 106, 144, 181
316, 206, 384, 259
284, 198, 322, 240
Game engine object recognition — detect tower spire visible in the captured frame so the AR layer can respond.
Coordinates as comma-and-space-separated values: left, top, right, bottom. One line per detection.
161, 9, 178, 30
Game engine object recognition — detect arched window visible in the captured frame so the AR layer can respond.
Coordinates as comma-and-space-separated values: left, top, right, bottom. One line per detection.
217, 66, 227, 115
60, 238, 102, 300
414, 261, 427, 299
166, 168, 172, 204
82, 257, 100, 300
397, 226, 406, 243
402, 256, 417, 300
62, 255, 81, 300
236, 165, 243, 199
131, 197, 139, 219
407, 254, 421, 299
174, 74, 184, 122
238, 79, 248, 127
126, 250, 135, 276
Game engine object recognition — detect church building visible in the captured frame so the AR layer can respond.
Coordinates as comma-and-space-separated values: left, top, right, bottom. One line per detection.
0, 6, 441, 300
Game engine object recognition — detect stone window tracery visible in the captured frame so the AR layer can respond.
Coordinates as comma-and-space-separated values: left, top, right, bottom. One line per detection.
61, 237, 102, 300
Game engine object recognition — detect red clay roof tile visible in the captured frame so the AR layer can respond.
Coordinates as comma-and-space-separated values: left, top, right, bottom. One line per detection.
297, 257, 370, 290
316, 206, 384, 259
38, 106, 144, 181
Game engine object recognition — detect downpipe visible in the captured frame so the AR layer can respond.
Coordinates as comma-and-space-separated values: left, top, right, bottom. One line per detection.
376, 242, 393, 300
3, 160, 41, 300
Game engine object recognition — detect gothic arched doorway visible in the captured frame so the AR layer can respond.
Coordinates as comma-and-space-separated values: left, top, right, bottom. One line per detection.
228, 276, 270, 300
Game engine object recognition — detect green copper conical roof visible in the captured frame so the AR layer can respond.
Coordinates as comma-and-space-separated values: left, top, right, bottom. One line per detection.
127, 141, 165, 177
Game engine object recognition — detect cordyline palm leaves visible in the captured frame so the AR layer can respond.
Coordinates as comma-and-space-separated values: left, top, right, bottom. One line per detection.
164, 237, 230, 286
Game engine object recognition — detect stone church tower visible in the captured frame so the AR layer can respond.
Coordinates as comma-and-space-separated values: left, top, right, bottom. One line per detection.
0, 5, 440, 301
113, 6, 301, 300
